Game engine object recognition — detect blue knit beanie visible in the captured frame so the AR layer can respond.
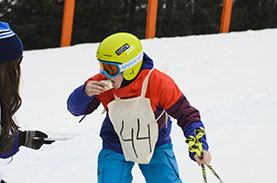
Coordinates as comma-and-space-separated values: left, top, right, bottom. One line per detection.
0, 22, 23, 64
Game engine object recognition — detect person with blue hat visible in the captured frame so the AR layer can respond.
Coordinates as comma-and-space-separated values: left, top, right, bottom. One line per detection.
0, 22, 54, 183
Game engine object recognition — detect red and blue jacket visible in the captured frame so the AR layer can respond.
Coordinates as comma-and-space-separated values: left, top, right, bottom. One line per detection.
67, 53, 209, 161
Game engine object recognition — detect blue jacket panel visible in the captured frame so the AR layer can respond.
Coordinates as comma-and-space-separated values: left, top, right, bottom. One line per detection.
0, 104, 20, 159
67, 84, 95, 116
0, 133, 20, 159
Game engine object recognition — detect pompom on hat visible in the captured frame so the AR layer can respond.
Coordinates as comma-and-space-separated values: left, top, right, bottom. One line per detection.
0, 21, 23, 64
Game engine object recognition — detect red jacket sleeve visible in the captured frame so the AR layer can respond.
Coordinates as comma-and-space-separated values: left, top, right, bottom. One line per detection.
148, 69, 200, 128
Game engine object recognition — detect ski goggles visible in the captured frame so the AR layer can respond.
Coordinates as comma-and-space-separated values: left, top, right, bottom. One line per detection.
98, 51, 143, 78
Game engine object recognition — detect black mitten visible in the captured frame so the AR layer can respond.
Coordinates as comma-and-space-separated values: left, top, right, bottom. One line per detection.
18, 130, 54, 150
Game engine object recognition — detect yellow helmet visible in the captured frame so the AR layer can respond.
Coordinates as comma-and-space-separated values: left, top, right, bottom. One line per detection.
97, 32, 143, 80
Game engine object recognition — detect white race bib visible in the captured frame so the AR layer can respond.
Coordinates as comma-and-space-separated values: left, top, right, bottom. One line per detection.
108, 69, 158, 164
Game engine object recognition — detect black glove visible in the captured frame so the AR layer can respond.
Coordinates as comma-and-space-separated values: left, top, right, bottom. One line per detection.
18, 130, 54, 150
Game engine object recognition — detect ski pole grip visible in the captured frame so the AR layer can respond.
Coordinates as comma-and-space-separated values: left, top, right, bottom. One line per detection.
200, 152, 204, 159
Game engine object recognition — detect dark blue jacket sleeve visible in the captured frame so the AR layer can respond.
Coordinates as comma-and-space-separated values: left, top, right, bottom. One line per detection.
182, 120, 209, 161
67, 84, 95, 116
0, 133, 20, 159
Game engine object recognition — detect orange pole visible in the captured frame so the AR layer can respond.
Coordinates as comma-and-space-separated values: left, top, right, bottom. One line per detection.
60, 0, 75, 47
145, 0, 158, 39
220, 0, 233, 33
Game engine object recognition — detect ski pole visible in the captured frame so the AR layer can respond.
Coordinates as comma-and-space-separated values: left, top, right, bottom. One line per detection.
194, 127, 224, 183
195, 127, 208, 183
207, 165, 224, 183
186, 135, 207, 183
201, 164, 207, 183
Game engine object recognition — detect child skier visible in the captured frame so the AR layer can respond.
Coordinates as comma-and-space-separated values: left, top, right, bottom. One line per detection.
67, 32, 211, 183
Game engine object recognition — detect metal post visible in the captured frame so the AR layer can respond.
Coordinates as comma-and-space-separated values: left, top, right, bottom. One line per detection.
145, 0, 158, 39
220, 0, 233, 33
60, 0, 75, 47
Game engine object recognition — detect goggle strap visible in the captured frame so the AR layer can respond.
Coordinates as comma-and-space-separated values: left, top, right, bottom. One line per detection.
118, 51, 143, 72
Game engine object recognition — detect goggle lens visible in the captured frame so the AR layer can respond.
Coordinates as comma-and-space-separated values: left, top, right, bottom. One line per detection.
99, 61, 120, 78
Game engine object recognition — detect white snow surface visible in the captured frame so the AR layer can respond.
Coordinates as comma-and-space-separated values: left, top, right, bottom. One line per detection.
1, 29, 277, 183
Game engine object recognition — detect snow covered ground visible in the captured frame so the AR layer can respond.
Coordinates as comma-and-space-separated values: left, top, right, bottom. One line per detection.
1, 29, 277, 183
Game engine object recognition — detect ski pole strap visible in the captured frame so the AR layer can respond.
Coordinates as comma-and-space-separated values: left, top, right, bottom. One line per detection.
185, 127, 206, 158
185, 135, 201, 157
195, 127, 205, 153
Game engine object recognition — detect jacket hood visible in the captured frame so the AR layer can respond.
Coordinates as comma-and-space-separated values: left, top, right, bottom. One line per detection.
141, 52, 154, 70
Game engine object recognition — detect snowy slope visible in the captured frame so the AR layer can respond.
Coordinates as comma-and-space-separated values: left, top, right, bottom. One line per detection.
1, 29, 277, 183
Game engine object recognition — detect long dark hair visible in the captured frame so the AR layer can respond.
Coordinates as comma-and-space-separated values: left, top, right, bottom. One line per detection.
0, 56, 22, 155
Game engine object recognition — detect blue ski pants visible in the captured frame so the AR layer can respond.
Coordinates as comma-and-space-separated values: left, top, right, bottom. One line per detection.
97, 143, 183, 183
